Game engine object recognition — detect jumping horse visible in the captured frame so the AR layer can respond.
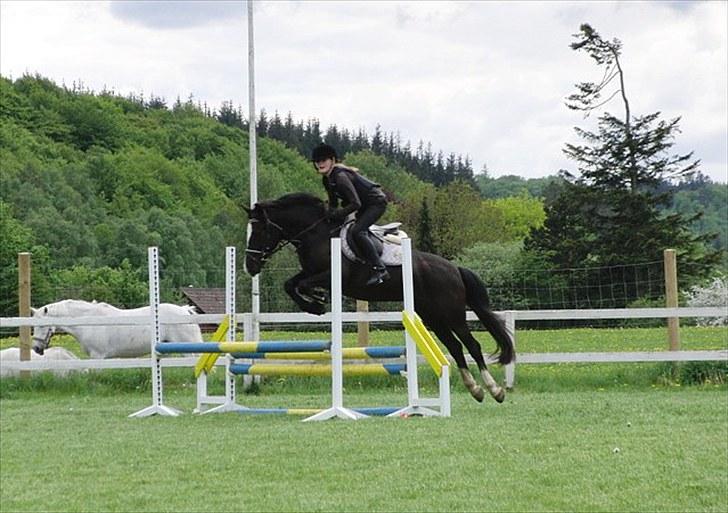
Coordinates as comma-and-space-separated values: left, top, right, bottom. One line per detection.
244, 193, 515, 403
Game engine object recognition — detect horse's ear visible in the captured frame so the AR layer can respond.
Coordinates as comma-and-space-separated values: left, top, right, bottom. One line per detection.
31, 307, 37, 315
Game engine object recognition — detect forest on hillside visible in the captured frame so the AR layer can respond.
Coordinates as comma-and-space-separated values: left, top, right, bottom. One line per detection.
1, 74, 725, 317
0, 74, 546, 315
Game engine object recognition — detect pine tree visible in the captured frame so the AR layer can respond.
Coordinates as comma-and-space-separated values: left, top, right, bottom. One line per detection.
526, 23, 720, 291
416, 197, 436, 253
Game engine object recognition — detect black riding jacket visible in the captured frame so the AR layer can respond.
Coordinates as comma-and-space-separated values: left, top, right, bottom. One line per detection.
323, 165, 386, 219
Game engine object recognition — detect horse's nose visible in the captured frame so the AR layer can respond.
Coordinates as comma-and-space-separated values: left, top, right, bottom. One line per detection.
33, 346, 44, 356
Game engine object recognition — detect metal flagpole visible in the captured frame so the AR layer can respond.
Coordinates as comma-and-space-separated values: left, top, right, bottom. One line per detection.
247, 0, 260, 342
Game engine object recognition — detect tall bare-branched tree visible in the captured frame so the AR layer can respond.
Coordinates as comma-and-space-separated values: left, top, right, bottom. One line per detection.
525, 23, 719, 296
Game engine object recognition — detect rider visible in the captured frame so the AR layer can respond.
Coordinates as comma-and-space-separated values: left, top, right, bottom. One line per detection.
311, 143, 390, 286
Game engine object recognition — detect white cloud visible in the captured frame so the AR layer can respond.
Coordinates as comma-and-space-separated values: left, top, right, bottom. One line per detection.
1, 0, 725, 182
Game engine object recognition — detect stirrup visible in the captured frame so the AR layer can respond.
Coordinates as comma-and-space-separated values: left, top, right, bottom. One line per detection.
366, 267, 390, 286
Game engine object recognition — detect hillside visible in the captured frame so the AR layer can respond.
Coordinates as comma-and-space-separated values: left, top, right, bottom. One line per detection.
1, 74, 724, 317
0, 74, 549, 315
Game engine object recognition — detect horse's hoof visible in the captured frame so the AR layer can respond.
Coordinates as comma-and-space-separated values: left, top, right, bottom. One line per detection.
472, 387, 485, 403
493, 388, 506, 403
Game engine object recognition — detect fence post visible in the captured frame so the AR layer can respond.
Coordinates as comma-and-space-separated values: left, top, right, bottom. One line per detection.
504, 311, 516, 389
18, 253, 31, 379
664, 249, 680, 351
356, 300, 369, 347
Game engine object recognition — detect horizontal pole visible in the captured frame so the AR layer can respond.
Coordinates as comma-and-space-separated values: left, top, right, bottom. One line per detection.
2, 307, 725, 328
155, 341, 331, 354
0, 356, 215, 371
2, 350, 725, 373
231, 346, 406, 360
229, 363, 406, 377
237, 406, 402, 416
512, 350, 728, 364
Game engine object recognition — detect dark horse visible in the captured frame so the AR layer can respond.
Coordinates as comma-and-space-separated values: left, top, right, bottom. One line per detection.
244, 193, 515, 403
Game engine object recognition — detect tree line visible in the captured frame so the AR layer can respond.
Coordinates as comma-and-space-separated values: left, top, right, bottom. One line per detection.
0, 73, 543, 317
215, 103, 477, 187
1, 20, 725, 320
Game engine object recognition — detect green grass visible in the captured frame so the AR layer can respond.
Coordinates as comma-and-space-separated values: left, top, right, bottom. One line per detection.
3, 325, 725, 355
1, 326, 726, 512
1, 386, 726, 512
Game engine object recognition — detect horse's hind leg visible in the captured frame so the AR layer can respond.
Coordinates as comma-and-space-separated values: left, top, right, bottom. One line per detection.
431, 326, 485, 403
452, 324, 505, 403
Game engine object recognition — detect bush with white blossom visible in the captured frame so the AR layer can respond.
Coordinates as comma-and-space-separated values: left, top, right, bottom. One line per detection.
686, 275, 728, 326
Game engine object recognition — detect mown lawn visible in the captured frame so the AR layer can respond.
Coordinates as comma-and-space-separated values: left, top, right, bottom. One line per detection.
1, 384, 726, 512
1, 326, 726, 512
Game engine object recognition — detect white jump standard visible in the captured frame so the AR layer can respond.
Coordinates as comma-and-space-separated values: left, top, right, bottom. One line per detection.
131, 238, 451, 419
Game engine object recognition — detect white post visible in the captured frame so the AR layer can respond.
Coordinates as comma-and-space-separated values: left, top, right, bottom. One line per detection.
225, 246, 237, 400
247, 0, 260, 345
129, 247, 181, 417
439, 365, 451, 417
392, 237, 441, 417
402, 238, 419, 405
504, 311, 516, 389
202, 247, 247, 414
304, 238, 366, 421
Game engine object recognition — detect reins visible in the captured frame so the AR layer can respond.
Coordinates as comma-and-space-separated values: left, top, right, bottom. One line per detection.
245, 208, 330, 264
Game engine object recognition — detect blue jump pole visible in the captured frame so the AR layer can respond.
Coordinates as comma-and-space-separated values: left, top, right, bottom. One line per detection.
155, 340, 331, 354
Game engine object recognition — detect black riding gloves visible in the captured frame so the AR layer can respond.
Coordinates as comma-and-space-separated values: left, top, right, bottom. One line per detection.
327, 208, 348, 222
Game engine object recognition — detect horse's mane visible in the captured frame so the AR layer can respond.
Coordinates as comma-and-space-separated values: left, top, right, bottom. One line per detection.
265, 193, 326, 213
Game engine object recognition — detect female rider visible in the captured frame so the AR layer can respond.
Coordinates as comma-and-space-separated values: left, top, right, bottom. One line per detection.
311, 143, 390, 286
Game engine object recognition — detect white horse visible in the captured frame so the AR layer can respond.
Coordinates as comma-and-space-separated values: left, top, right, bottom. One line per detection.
0, 347, 80, 378
31, 299, 203, 359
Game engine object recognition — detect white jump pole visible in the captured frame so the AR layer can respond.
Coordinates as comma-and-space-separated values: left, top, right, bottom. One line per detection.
504, 311, 515, 389
392, 237, 443, 417
247, 0, 260, 346
304, 238, 367, 421
129, 247, 181, 417
202, 247, 247, 414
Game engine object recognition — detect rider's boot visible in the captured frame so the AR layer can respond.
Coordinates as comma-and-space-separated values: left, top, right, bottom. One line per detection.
354, 230, 390, 286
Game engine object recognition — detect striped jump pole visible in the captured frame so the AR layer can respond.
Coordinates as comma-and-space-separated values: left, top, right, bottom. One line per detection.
229, 362, 406, 377
156, 340, 331, 354
238, 407, 401, 416
230, 346, 406, 360
303, 238, 367, 422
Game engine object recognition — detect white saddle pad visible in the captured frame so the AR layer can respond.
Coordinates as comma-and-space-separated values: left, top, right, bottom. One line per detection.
339, 224, 408, 267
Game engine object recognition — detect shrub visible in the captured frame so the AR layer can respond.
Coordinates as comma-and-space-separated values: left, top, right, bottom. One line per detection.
686, 275, 728, 326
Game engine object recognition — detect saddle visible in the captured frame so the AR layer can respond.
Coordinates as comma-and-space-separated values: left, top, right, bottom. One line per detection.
339, 222, 408, 266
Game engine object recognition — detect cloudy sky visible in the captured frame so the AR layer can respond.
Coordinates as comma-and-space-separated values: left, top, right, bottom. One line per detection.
1, 1, 726, 182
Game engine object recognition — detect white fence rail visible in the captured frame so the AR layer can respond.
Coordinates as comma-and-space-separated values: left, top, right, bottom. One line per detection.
1, 307, 726, 376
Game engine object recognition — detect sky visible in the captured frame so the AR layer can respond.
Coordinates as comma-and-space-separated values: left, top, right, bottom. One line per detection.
1, 0, 726, 183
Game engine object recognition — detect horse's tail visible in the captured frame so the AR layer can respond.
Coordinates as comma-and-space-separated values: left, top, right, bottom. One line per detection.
458, 267, 515, 365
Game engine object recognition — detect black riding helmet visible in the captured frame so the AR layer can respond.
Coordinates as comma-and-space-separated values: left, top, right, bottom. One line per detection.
311, 143, 338, 163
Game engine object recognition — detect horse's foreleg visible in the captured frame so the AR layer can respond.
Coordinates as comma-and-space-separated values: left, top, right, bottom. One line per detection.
296, 271, 332, 314
284, 272, 326, 315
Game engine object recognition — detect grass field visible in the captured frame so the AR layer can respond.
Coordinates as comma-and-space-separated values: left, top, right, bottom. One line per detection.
1, 327, 727, 512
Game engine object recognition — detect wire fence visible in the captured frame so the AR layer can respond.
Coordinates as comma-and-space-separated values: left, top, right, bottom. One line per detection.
2, 252, 698, 338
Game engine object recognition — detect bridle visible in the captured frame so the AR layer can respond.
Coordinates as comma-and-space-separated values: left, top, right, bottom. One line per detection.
32, 327, 54, 351
245, 207, 328, 265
